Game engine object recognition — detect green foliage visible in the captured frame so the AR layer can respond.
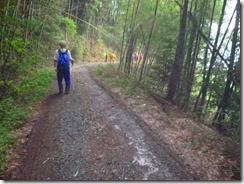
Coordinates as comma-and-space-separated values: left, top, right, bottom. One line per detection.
146, 45, 175, 96
0, 69, 54, 171
0, 0, 81, 173
0, 98, 27, 130
13, 69, 54, 104
92, 63, 140, 96
93, 63, 117, 79
112, 77, 131, 89
96, 38, 104, 47
4, 37, 25, 54
70, 35, 84, 60
0, 127, 16, 170
59, 17, 77, 40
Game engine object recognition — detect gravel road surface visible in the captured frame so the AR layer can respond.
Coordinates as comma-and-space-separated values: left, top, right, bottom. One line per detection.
9, 63, 196, 181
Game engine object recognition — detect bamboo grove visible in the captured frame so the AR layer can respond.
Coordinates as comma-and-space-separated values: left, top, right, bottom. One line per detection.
115, 0, 240, 135
0, 0, 241, 136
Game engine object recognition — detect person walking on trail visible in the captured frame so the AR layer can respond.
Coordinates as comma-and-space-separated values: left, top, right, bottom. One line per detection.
133, 52, 138, 62
108, 51, 115, 63
53, 40, 74, 94
103, 50, 108, 62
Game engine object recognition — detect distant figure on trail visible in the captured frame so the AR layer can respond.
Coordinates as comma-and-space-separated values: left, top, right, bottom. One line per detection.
139, 53, 143, 61
130, 53, 134, 62
103, 50, 108, 62
133, 53, 138, 62
54, 40, 74, 94
108, 51, 115, 63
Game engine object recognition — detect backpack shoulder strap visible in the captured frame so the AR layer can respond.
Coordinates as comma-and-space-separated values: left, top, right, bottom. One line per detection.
58, 49, 62, 56
58, 49, 68, 53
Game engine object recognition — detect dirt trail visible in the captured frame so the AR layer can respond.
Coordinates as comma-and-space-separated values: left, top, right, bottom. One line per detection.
7, 63, 197, 181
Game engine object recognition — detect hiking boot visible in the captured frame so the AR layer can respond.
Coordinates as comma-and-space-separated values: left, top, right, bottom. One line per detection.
58, 86, 63, 94
65, 86, 70, 94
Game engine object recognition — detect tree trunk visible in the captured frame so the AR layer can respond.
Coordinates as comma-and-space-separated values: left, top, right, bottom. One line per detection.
212, 0, 240, 127
166, 0, 188, 102
193, 0, 216, 112
196, 0, 227, 118
118, 0, 131, 72
123, 0, 137, 75
176, 1, 198, 104
139, 0, 159, 82
182, 0, 208, 110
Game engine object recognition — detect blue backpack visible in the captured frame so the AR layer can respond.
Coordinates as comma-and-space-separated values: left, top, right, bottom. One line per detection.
58, 49, 70, 67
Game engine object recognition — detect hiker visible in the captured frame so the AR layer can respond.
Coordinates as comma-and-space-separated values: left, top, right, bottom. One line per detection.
103, 50, 108, 62
130, 53, 134, 62
133, 52, 138, 62
139, 53, 143, 61
108, 51, 115, 63
53, 40, 74, 94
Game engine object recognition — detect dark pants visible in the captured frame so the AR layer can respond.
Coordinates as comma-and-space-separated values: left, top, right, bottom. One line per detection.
57, 67, 70, 92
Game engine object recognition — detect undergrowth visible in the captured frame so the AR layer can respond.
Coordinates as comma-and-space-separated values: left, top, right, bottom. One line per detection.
92, 63, 141, 96
0, 69, 54, 171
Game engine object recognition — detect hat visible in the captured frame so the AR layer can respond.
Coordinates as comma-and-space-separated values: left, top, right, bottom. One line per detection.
59, 40, 66, 48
